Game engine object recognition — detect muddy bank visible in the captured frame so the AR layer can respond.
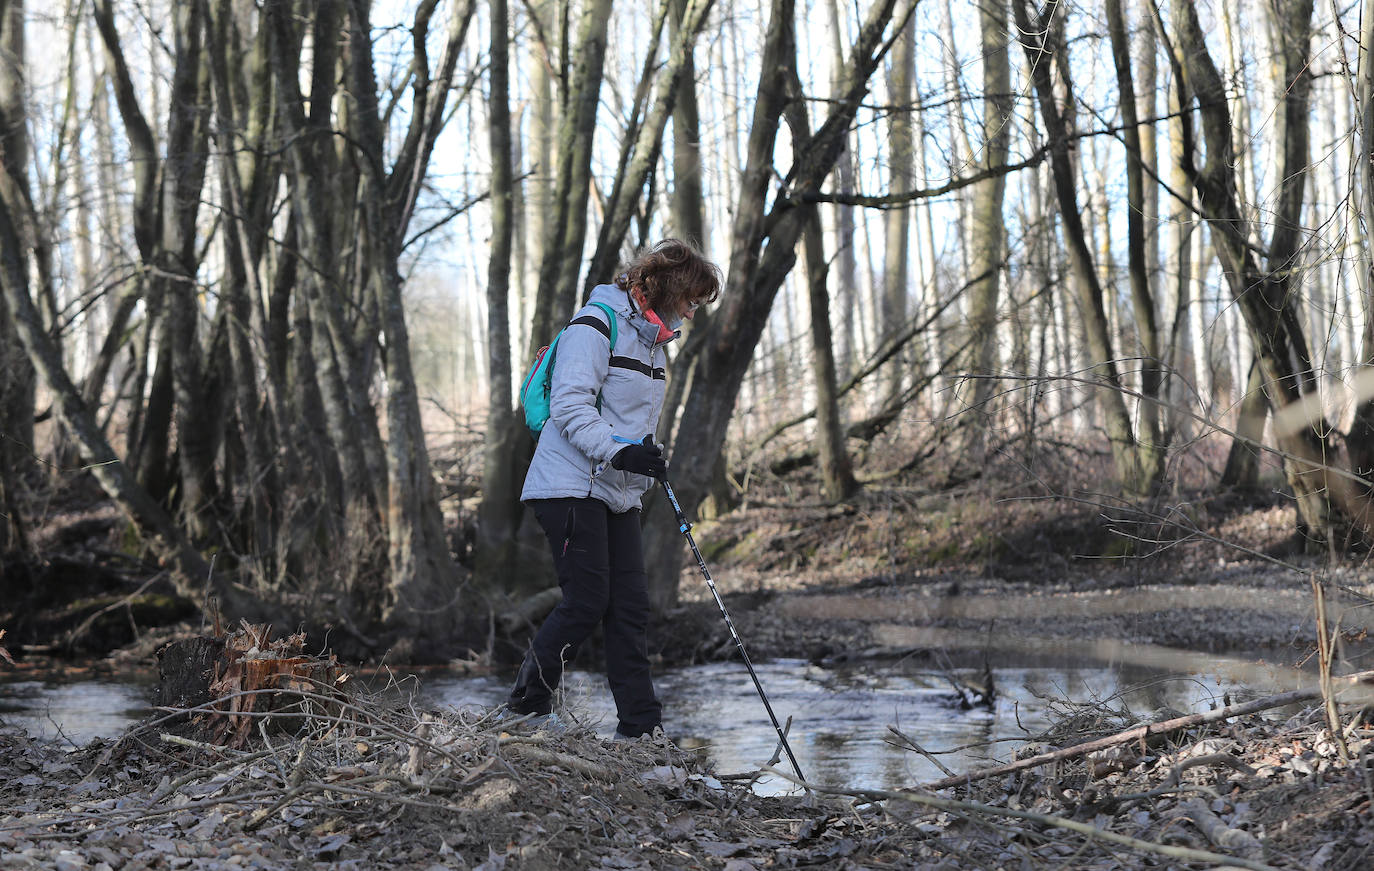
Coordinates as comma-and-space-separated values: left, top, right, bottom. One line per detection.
659, 482, 1374, 674
705, 573, 1374, 667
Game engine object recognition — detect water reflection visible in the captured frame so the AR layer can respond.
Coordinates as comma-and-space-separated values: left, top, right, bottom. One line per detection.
0, 659, 1257, 795
419, 659, 1244, 796
0, 678, 154, 746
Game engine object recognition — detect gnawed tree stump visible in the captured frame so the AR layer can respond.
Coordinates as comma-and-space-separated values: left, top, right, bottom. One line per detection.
155, 621, 344, 748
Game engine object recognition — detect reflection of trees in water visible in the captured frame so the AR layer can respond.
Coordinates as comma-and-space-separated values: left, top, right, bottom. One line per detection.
11, 661, 1249, 791
788, 660, 1248, 789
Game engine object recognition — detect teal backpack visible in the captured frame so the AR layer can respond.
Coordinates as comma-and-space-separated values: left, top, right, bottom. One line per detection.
520, 301, 618, 438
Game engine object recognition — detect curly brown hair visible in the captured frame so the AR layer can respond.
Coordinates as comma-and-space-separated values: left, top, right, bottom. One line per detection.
613, 239, 722, 315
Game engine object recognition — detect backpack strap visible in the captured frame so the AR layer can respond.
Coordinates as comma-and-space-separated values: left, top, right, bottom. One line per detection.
562, 301, 619, 416
590, 301, 617, 353
569, 301, 618, 356
521, 302, 622, 438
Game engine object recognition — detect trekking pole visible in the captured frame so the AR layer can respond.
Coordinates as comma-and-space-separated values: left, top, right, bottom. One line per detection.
659, 475, 808, 788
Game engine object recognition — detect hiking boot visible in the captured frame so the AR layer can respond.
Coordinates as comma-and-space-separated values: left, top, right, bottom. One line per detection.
529, 712, 569, 734
612, 724, 666, 743
494, 707, 570, 734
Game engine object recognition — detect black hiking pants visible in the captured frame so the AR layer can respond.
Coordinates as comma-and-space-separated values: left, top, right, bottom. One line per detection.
507, 497, 663, 737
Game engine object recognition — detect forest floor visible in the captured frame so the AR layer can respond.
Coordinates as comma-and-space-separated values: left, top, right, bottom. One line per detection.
3, 444, 1374, 868
0, 629, 1370, 870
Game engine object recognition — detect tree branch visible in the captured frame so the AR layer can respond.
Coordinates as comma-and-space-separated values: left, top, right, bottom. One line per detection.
920, 668, 1374, 791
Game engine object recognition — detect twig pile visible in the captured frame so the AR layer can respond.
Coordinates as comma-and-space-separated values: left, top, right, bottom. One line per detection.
0, 664, 889, 869
4, 637, 1373, 869
863, 680, 1374, 870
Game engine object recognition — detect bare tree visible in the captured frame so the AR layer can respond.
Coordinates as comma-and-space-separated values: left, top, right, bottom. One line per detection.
960, 0, 1012, 453
526, 0, 614, 355
669, 0, 706, 247
476, 0, 521, 586
1161, 0, 1364, 547
880, 13, 914, 404
1015, 0, 1161, 494
783, 59, 858, 503
0, 0, 34, 553
644, 0, 913, 608
0, 0, 214, 594
1344, 0, 1374, 491
1105, 0, 1165, 485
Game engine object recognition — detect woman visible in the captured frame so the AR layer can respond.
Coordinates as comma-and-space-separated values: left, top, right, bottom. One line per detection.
507, 239, 722, 739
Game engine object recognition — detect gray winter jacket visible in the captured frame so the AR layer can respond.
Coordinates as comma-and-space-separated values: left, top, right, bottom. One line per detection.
520, 284, 679, 512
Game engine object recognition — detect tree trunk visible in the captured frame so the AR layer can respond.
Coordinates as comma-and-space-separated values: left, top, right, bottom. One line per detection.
584, 0, 715, 296
914, 106, 943, 406
1166, 0, 1357, 547
669, 0, 706, 246
644, 0, 908, 609
802, 209, 858, 502
0, 0, 32, 552
962, 0, 1011, 452
645, 0, 796, 609
0, 199, 214, 597
1221, 356, 1267, 490
524, 0, 555, 359
528, 0, 613, 355
1348, 0, 1374, 486
824, 0, 858, 379
782, 60, 857, 503
938, 0, 972, 281
273, 0, 387, 532
92, 0, 164, 493
1015, 0, 1153, 493
1105, 0, 1165, 488
346, 0, 465, 651
206, 0, 281, 564
162, 0, 217, 539
881, 13, 913, 404
476, 0, 524, 588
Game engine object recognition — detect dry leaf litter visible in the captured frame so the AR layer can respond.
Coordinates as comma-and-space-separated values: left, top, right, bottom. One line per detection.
2, 624, 1373, 869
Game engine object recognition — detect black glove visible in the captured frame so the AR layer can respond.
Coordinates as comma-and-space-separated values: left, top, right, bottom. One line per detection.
612, 438, 667, 478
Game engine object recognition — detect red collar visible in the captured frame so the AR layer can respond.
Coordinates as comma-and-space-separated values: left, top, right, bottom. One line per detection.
641, 307, 677, 344
630, 287, 678, 343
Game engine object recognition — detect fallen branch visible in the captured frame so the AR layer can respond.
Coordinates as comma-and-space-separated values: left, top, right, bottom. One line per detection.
766, 769, 1282, 871
921, 669, 1374, 791
497, 587, 563, 634
63, 570, 167, 649
1179, 797, 1264, 859
887, 726, 956, 778
159, 732, 253, 756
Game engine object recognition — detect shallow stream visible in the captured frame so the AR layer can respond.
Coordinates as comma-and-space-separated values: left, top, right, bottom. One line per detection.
0, 653, 1280, 795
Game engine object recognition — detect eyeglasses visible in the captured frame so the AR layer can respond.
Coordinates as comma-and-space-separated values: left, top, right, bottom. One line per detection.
685, 299, 702, 313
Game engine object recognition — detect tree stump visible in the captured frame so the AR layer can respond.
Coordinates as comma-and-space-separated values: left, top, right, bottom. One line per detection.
153, 622, 342, 748
154, 635, 226, 709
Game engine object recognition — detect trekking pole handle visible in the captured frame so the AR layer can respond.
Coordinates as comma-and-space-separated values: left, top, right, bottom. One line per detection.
613, 435, 692, 530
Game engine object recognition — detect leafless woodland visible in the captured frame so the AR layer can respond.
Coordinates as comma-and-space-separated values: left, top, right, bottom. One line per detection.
2, 0, 1373, 655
